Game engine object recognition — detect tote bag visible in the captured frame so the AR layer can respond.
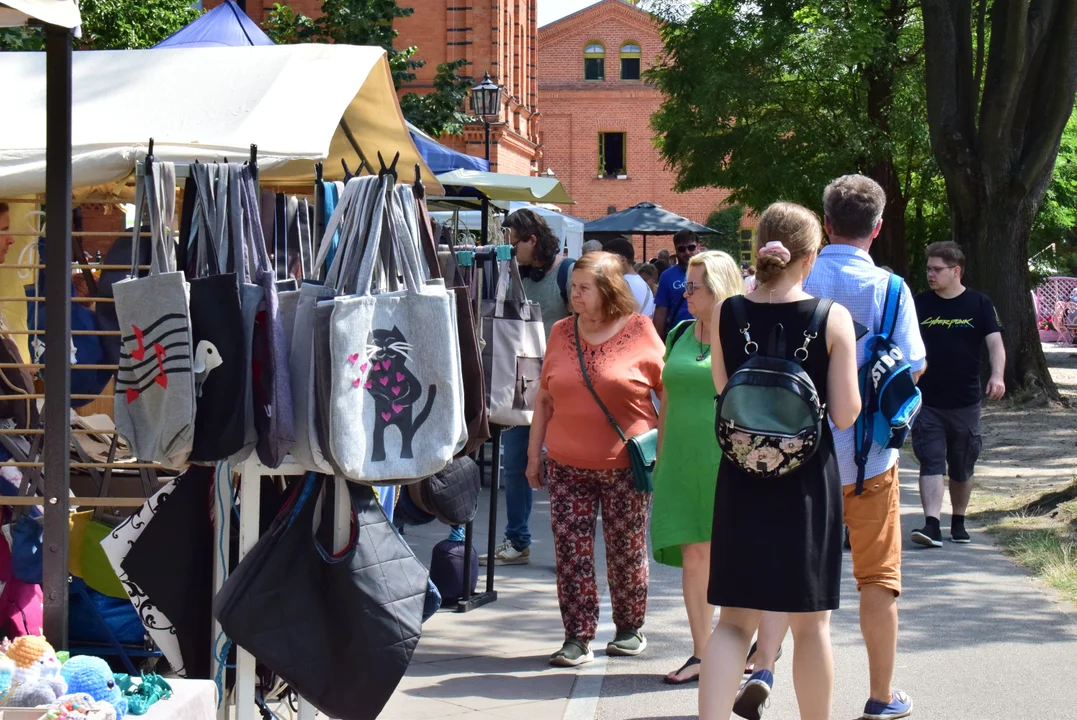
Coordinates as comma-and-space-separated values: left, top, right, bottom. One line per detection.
236, 170, 295, 468
326, 179, 462, 483
414, 187, 489, 456
480, 257, 546, 427
214, 475, 427, 720
113, 161, 196, 467
288, 176, 379, 473
185, 163, 248, 463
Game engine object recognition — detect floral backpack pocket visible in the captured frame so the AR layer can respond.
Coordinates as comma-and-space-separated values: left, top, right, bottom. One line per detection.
714, 297, 831, 479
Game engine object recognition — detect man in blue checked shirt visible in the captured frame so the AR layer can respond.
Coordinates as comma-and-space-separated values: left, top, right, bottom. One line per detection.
740, 176, 925, 720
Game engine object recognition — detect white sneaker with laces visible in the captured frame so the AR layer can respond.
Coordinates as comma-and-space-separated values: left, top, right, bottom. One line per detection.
479, 538, 531, 566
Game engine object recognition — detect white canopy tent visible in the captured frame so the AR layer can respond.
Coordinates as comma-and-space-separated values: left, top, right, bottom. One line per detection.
431, 202, 586, 258
0, 0, 80, 27
0, 43, 442, 198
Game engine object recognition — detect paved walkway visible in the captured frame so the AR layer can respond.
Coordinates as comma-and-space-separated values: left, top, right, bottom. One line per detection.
382, 463, 1077, 720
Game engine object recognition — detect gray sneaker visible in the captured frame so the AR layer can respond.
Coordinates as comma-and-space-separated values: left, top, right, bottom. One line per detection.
606, 630, 647, 657
550, 639, 594, 667
478, 538, 531, 566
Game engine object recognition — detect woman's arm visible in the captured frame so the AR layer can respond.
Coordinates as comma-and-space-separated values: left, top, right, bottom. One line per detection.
526, 389, 554, 489
710, 299, 729, 395
824, 302, 862, 431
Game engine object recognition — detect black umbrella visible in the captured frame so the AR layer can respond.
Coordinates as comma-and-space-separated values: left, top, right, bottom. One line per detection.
584, 202, 715, 260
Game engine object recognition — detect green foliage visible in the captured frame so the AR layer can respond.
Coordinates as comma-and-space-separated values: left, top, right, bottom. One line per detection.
1029, 112, 1077, 283
649, 1, 930, 209
0, 0, 199, 50
263, 1, 471, 135
704, 204, 744, 259
400, 59, 473, 138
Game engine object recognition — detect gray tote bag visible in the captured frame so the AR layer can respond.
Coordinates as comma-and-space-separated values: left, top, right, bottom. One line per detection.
113, 162, 196, 467
327, 178, 462, 483
480, 257, 546, 427
288, 176, 379, 473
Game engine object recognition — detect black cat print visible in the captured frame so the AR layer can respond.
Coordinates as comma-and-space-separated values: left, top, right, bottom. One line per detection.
349, 326, 437, 462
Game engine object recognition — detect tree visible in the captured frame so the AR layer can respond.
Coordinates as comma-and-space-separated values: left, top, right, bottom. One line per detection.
264, 2, 472, 137
0, 0, 199, 50
704, 204, 745, 260
649, 0, 933, 276
1029, 111, 1077, 282
921, 0, 1077, 399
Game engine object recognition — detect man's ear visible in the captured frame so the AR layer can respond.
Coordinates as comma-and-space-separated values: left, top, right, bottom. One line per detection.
871, 218, 883, 240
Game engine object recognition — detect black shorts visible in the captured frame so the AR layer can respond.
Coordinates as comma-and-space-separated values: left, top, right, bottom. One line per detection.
911, 404, 982, 482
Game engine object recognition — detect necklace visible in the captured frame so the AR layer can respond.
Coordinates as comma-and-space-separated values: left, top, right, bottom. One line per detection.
696, 322, 711, 362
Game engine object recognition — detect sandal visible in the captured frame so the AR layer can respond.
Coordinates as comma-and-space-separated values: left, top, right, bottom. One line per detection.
663, 655, 701, 685
743, 642, 783, 675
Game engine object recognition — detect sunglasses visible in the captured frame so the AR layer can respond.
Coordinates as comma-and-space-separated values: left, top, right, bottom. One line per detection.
676, 244, 697, 253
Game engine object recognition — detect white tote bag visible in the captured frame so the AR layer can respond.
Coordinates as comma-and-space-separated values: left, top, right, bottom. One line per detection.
480, 257, 546, 427
327, 179, 462, 483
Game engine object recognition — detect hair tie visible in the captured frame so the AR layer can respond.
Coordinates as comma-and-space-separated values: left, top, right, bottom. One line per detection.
757, 241, 791, 263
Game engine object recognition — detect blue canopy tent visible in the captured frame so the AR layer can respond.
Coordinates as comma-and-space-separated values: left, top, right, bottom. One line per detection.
155, 0, 273, 48
407, 123, 489, 174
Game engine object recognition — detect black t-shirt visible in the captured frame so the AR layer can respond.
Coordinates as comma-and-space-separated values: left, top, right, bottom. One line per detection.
914, 288, 1002, 409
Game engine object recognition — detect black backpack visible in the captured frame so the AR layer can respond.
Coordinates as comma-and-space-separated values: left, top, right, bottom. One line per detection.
714, 297, 832, 478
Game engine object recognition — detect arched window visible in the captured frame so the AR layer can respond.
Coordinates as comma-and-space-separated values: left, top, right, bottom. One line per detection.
584, 42, 605, 81
620, 42, 641, 80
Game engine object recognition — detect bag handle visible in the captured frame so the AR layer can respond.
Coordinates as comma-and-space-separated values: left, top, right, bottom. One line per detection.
494, 257, 529, 319
574, 315, 631, 445
188, 162, 225, 279
351, 177, 426, 298
129, 161, 176, 278
322, 176, 379, 293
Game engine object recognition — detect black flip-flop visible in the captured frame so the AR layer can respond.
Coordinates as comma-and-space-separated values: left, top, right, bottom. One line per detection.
744, 642, 783, 675
663, 656, 701, 685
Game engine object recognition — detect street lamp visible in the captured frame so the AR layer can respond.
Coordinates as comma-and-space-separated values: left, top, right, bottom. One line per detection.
470, 71, 502, 163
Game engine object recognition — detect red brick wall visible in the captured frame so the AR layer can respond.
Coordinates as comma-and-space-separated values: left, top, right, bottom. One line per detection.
538, 1, 732, 234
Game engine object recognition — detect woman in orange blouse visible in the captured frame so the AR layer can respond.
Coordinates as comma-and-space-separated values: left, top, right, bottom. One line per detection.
526, 251, 665, 667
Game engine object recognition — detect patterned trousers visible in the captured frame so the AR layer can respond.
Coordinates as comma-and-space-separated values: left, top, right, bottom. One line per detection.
547, 460, 652, 642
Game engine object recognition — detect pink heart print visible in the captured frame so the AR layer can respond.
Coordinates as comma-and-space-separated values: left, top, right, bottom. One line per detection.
372, 362, 382, 372
396, 372, 405, 382
352, 378, 362, 388
360, 362, 369, 373
364, 380, 373, 389
379, 376, 389, 386
381, 412, 392, 421
392, 403, 403, 414
348, 353, 360, 365
391, 386, 401, 396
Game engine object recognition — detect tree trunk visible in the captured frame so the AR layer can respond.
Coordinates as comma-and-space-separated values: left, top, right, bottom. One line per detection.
868, 159, 909, 277
921, 0, 1077, 401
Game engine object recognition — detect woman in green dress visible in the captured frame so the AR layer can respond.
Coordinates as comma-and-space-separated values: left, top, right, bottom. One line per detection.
652, 250, 745, 684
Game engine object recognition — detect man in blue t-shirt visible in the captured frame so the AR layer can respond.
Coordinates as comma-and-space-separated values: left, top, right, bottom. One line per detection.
652, 229, 701, 339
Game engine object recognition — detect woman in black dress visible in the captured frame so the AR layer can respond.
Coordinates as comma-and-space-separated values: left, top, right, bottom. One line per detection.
699, 203, 861, 720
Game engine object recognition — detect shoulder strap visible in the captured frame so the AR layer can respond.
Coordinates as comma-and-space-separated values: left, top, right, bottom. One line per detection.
574, 316, 629, 443
806, 298, 833, 338
557, 257, 575, 305
670, 320, 693, 348
878, 274, 903, 341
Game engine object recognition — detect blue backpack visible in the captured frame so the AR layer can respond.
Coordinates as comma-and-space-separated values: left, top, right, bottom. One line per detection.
853, 274, 922, 494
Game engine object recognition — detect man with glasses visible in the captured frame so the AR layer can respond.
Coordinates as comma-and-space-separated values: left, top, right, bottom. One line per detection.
911, 241, 1005, 548
652, 230, 700, 339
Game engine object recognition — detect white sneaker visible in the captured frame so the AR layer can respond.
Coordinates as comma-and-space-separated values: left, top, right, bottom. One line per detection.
479, 538, 531, 566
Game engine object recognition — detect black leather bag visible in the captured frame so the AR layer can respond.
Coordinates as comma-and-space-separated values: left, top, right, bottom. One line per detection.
417, 456, 481, 526
214, 475, 428, 720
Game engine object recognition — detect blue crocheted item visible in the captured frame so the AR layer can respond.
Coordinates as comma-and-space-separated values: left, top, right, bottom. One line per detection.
60, 656, 127, 720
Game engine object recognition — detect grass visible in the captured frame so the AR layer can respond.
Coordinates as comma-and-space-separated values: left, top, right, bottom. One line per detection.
972, 479, 1077, 605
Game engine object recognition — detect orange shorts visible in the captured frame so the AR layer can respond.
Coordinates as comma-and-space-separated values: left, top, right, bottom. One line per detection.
843, 463, 902, 596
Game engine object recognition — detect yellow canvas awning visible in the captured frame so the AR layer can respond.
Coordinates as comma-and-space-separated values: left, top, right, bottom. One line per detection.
435, 170, 574, 204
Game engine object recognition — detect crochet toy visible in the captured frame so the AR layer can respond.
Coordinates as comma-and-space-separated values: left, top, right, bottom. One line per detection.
61, 656, 127, 720
0, 653, 15, 696
44, 692, 117, 720
4, 635, 68, 706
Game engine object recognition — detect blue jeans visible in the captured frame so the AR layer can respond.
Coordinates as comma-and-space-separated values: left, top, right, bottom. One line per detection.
501, 425, 533, 550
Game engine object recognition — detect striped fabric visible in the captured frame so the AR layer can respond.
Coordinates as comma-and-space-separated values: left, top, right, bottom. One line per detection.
804, 244, 926, 486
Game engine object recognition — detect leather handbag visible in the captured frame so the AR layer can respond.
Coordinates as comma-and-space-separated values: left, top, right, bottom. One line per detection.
573, 316, 657, 493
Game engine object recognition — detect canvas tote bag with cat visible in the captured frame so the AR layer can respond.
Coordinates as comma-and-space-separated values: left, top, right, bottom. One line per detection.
327, 178, 461, 483
480, 256, 546, 427
113, 161, 197, 467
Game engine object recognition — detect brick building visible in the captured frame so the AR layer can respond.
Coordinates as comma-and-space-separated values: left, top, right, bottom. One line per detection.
537, 0, 734, 258
210, 0, 540, 175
